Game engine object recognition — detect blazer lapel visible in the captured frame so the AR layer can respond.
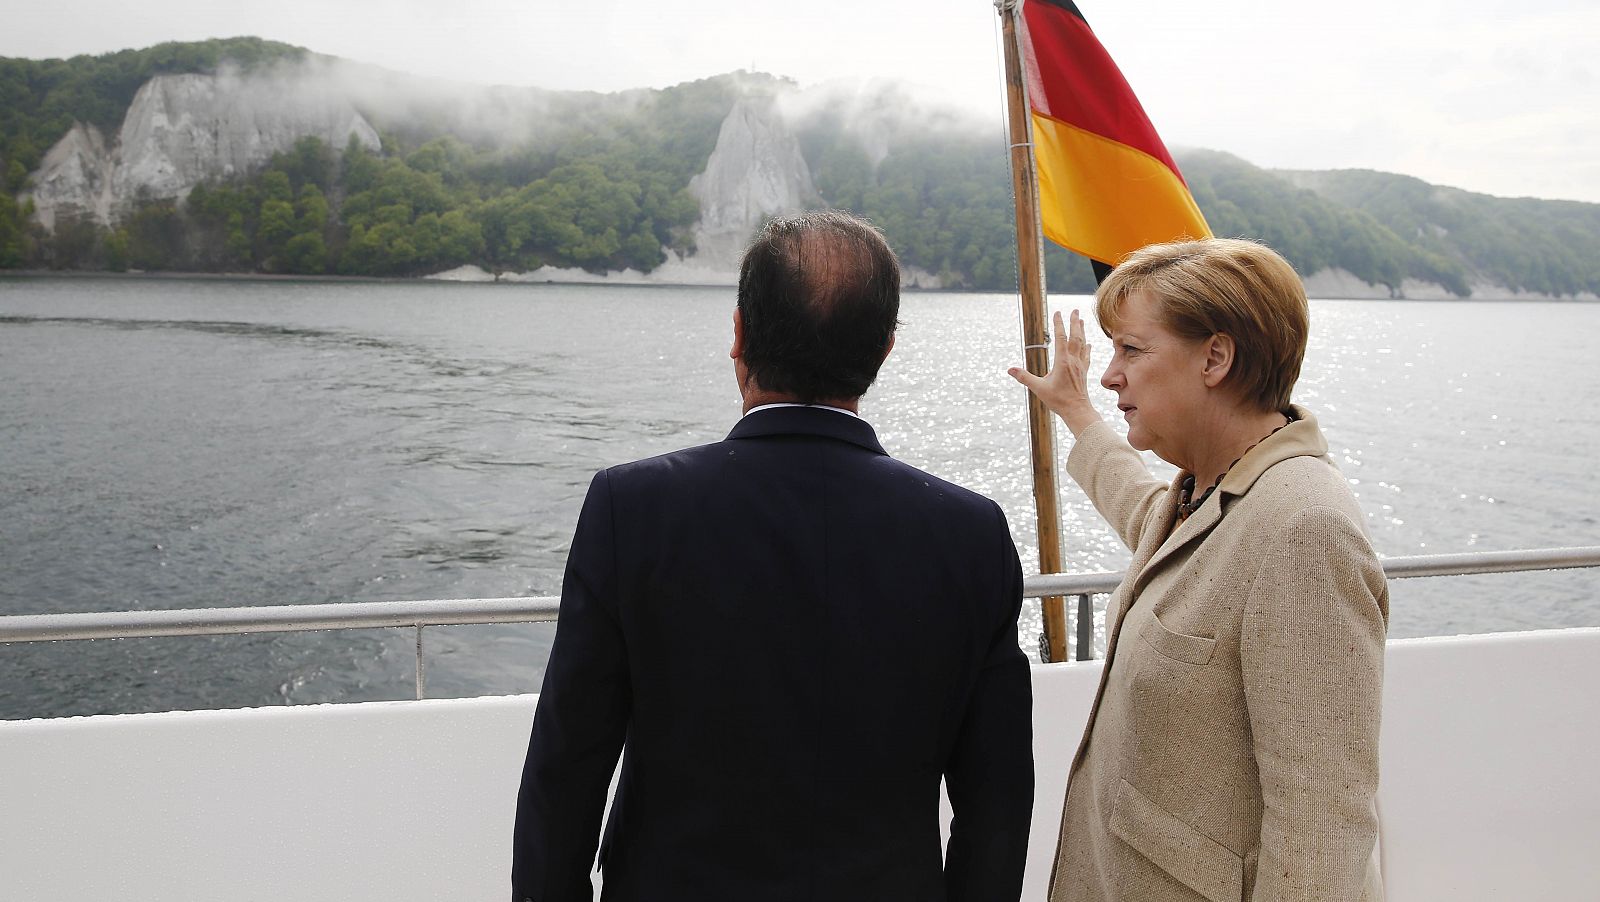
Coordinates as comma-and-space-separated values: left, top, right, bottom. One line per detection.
1100, 484, 1179, 660
1127, 405, 1327, 600
1129, 489, 1224, 600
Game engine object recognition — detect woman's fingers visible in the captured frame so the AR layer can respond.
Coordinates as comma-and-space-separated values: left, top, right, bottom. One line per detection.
1007, 366, 1043, 392
1066, 310, 1092, 375
1012, 309, 1105, 434
1013, 308, 1093, 403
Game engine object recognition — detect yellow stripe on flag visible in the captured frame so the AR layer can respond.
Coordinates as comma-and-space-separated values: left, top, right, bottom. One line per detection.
1032, 112, 1211, 265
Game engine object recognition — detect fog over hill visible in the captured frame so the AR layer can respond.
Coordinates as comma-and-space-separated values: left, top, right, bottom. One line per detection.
2, 39, 1596, 299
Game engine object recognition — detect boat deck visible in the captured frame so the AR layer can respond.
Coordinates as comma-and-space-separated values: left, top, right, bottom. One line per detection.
3, 627, 1598, 899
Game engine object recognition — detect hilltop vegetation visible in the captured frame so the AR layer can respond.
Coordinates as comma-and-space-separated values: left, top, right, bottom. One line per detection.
124, 132, 704, 277
0, 37, 305, 179
1176, 151, 1475, 296
0, 37, 307, 267
1276, 168, 1600, 298
3, 40, 1598, 297
2, 61, 752, 277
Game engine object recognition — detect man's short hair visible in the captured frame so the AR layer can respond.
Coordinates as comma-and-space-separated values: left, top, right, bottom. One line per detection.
737, 210, 900, 404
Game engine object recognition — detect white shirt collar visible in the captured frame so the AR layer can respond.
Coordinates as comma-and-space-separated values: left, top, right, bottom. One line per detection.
743, 402, 862, 420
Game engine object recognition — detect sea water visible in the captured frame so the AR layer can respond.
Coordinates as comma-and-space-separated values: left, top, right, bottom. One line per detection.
2, 276, 1596, 718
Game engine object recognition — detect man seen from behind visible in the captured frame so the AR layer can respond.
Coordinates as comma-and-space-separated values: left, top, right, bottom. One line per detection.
512, 210, 1034, 902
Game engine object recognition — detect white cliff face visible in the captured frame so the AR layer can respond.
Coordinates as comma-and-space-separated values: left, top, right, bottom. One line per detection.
28, 66, 832, 287
115, 72, 380, 200
654, 96, 819, 283
28, 70, 380, 228
28, 123, 115, 230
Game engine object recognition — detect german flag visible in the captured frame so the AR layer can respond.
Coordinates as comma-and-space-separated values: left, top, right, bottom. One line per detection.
1020, 0, 1210, 272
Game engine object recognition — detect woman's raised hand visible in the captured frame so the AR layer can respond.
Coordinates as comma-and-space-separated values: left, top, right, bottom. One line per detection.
1008, 309, 1103, 436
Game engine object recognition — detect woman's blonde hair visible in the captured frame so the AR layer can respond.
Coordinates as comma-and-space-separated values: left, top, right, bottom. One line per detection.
1095, 238, 1308, 412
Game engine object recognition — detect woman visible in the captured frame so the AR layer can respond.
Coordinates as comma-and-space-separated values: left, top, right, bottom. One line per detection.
1010, 238, 1388, 902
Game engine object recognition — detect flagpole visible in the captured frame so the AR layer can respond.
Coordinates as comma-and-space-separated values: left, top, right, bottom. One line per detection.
996, 0, 1068, 663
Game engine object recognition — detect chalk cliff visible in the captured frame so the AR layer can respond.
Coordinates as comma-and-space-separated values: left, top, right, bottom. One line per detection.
27, 67, 814, 286
652, 95, 819, 284
29, 123, 117, 230
28, 70, 380, 229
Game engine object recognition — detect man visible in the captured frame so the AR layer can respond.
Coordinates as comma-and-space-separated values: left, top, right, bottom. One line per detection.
512, 210, 1033, 902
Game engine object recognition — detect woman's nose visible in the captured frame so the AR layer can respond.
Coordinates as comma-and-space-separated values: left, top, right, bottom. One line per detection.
1100, 364, 1120, 391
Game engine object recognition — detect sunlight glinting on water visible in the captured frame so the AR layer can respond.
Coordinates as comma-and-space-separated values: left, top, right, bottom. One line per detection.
1, 278, 1596, 715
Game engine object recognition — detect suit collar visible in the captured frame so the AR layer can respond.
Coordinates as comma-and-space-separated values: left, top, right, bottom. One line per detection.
726, 405, 888, 456
1217, 404, 1327, 499
744, 401, 862, 420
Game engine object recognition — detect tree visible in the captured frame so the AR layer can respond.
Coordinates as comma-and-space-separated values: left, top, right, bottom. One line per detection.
277, 136, 335, 191
105, 228, 130, 271
281, 231, 326, 273
47, 215, 104, 269
4, 159, 27, 193
436, 209, 485, 266
342, 136, 379, 193
125, 202, 185, 270
225, 212, 252, 267
0, 192, 26, 267
295, 184, 329, 232
258, 199, 296, 250
259, 170, 292, 204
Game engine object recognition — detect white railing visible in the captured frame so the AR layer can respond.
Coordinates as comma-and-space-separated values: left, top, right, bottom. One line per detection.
3, 546, 1597, 695
1028, 544, 1600, 662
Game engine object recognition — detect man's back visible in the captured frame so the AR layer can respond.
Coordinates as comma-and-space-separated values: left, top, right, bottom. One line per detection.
513, 210, 1032, 902
514, 407, 1033, 901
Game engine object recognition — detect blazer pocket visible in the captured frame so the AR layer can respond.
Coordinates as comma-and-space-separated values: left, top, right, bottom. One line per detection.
1138, 615, 1216, 666
1110, 779, 1244, 902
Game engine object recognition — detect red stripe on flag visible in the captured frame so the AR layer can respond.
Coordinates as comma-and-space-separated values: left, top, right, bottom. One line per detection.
1021, 0, 1182, 181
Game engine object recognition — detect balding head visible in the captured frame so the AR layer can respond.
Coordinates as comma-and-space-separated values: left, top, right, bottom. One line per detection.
736, 211, 901, 404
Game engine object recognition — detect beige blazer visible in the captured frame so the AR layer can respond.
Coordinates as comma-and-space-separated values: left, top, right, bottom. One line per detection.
1048, 406, 1388, 902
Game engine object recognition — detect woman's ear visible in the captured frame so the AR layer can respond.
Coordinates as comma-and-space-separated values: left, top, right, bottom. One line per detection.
1202, 334, 1235, 388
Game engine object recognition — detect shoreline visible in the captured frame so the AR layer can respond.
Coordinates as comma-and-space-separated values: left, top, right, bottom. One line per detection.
0, 268, 396, 284
3, 268, 1597, 303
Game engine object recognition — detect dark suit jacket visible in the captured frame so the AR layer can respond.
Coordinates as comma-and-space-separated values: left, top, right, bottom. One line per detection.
513, 406, 1033, 902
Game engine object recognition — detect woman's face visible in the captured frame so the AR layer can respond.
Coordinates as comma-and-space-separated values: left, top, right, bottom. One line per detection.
1099, 290, 1211, 465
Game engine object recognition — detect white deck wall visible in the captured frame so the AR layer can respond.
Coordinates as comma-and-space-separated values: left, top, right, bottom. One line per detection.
3, 628, 1597, 901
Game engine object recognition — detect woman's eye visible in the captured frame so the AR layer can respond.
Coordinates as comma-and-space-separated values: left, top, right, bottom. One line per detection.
1121, 344, 1141, 355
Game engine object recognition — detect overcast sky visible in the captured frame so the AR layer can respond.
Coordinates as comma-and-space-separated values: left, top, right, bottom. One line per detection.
4, 0, 1597, 203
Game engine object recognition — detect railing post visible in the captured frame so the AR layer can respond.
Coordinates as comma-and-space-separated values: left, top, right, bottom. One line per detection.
1076, 594, 1094, 661
414, 624, 426, 700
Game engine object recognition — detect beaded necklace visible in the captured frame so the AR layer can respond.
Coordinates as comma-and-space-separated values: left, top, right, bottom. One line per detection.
1176, 410, 1298, 520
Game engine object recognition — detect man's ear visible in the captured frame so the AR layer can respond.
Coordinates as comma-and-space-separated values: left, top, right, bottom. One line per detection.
1202, 333, 1234, 388
730, 307, 744, 360
883, 330, 895, 360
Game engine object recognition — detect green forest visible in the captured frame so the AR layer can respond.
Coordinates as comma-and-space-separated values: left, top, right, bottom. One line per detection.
4, 39, 1599, 297
1275, 167, 1600, 298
